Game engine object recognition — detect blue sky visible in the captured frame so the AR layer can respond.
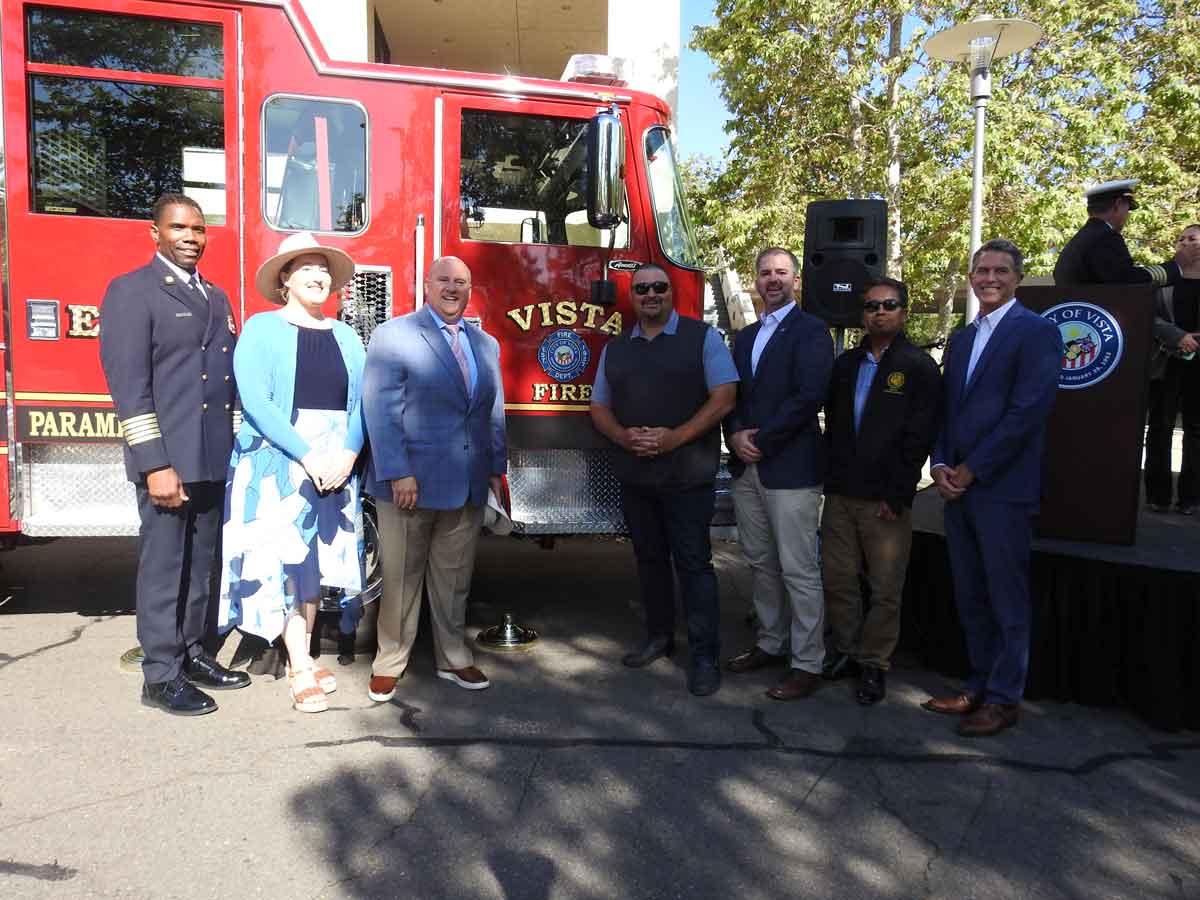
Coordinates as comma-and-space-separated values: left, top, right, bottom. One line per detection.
676, 1, 731, 161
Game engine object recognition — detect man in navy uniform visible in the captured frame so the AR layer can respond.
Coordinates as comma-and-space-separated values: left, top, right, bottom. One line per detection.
100, 193, 249, 715
1054, 179, 1184, 286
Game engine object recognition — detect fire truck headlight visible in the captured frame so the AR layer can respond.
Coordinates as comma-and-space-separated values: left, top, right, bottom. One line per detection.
27, 300, 60, 341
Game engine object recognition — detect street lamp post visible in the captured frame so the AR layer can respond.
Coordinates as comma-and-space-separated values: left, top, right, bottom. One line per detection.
925, 15, 1041, 321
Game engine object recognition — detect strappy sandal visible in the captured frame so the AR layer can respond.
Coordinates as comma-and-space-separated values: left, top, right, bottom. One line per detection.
288, 667, 328, 713
312, 666, 337, 694
286, 663, 336, 694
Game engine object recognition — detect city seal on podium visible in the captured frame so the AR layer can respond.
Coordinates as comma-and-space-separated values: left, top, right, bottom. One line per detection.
1041, 301, 1124, 390
537, 328, 590, 383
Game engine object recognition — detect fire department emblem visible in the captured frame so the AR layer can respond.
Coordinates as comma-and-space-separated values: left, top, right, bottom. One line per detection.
537, 329, 590, 383
1041, 302, 1123, 390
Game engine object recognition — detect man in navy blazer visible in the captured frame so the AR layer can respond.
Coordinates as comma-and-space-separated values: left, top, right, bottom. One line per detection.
723, 247, 834, 700
362, 256, 507, 700
100, 194, 248, 716
923, 239, 1062, 737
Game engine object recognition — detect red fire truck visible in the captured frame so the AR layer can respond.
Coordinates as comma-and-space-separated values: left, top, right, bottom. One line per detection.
0, 0, 706, 566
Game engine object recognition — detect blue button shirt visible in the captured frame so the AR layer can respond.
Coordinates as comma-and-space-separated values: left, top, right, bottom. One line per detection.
591, 310, 738, 405
853, 350, 881, 433
427, 304, 477, 391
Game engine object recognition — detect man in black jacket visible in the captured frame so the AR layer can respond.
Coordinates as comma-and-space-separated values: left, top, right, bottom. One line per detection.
1054, 179, 1182, 286
820, 277, 941, 705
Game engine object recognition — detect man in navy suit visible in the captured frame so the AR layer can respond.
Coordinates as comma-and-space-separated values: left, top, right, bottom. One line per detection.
362, 256, 507, 701
724, 247, 834, 700
100, 193, 249, 716
923, 239, 1061, 737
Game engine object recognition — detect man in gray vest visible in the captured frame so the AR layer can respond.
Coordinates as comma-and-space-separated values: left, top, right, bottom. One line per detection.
590, 263, 738, 696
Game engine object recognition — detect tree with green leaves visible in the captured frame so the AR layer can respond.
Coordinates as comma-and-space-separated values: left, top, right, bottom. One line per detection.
689, 1, 1199, 337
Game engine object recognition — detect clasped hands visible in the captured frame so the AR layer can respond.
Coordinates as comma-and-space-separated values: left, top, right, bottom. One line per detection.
932, 463, 975, 502
621, 425, 681, 458
302, 448, 359, 493
730, 428, 761, 464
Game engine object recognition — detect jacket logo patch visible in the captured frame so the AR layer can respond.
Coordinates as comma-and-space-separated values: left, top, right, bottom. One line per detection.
227, 315, 237, 335
884, 371, 905, 394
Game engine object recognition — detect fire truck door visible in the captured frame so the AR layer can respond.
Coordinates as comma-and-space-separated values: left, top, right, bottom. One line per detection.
437, 94, 646, 424
1, 1, 241, 534
3, 1, 243, 401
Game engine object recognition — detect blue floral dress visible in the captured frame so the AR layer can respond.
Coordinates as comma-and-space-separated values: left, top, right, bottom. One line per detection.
218, 323, 363, 641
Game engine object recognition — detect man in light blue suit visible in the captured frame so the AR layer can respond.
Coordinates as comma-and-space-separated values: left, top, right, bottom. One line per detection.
362, 256, 507, 701
922, 239, 1062, 737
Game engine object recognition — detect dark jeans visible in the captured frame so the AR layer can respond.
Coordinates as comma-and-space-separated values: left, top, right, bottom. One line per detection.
1145, 360, 1200, 508
619, 481, 720, 662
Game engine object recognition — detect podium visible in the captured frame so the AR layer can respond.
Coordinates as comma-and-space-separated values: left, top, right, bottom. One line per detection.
1016, 284, 1155, 545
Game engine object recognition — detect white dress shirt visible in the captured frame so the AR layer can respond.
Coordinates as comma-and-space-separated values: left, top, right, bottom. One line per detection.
156, 252, 207, 299
965, 297, 1017, 384
751, 300, 795, 375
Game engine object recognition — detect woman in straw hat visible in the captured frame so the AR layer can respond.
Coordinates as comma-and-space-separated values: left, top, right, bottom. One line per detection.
218, 232, 366, 713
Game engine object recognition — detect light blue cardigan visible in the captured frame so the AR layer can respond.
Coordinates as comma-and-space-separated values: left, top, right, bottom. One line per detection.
233, 310, 366, 461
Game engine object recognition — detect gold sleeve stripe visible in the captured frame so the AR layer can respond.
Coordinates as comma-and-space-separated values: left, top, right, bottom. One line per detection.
1144, 264, 1167, 285
126, 428, 162, 447
231, 410, 243, 430
120, 413, 159, 429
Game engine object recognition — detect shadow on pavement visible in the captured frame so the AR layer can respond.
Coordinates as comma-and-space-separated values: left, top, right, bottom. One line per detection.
286, 537, 1200, 899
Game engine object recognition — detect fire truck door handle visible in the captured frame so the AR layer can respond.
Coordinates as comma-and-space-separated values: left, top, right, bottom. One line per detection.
415, 214, 425, 309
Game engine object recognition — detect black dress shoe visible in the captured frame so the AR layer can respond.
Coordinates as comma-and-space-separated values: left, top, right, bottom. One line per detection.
621, 635, 674, 668
821, 651, 861, 681
143, 674, 217, 716
185, 651, 251, 690
856, 665, 886, 705
688, 658, 721, 697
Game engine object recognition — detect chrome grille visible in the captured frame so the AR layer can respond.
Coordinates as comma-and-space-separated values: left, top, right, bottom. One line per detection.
340, 265, 393, 345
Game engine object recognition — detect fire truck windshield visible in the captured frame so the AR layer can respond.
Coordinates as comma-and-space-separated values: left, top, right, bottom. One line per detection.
644, 126, 702, 270
459, 110, 629, 249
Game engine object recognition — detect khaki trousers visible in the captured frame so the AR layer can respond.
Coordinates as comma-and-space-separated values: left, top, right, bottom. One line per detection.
820, 494, 913, 670
372, 500, 484, 676
733, 464, 825, 673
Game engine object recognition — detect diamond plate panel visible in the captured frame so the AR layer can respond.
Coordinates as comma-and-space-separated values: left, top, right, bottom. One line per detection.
508, 449, 735, 535
340, 266, 392, 346
22, 443, 139, 536
508, 448, 625, 534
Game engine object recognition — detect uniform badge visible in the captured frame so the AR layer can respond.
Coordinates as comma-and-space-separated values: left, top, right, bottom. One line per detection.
227, 315, 237, 335
1041, 302, 1123, 390
163, 275, 175, 285
537, 329, 590, 383
884, 371, 905, 394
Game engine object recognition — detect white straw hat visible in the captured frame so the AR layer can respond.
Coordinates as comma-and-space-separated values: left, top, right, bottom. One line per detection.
254, 231, 355, 302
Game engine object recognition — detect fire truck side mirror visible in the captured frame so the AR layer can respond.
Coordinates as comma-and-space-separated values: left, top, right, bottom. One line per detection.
586, 109, 625, 230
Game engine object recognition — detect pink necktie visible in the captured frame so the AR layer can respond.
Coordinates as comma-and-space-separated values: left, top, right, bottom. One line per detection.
445, 323, 471, 395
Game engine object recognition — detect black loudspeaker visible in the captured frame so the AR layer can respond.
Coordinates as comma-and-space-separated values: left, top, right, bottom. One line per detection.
801, 199, 888, 327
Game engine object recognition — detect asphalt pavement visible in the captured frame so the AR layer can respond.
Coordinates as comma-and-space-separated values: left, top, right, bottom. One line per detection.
2, 534, 1199, 899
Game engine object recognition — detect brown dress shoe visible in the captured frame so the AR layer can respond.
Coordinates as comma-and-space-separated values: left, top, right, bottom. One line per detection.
437, 666, 491, 691
956, 703, 1018, 737
726, 647, 789, 674
766, 668, 821, 700
368, 675, 398, 703
921, 691, 983, 715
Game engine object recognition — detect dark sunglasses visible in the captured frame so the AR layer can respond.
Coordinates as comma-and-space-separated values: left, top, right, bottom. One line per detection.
863, 299, 904, 312
633, 281, 671, 295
